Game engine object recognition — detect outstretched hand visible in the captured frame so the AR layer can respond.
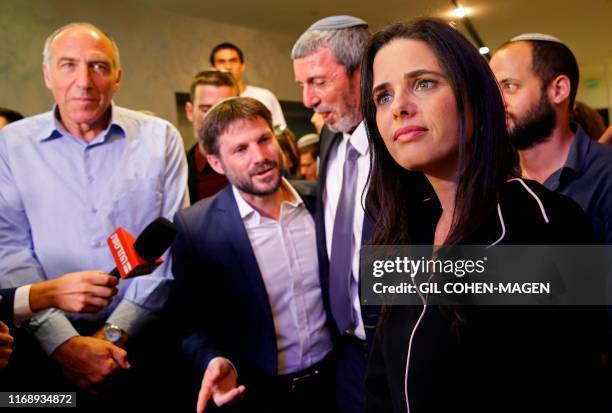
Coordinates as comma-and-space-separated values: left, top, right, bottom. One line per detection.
196, 358, 245, 413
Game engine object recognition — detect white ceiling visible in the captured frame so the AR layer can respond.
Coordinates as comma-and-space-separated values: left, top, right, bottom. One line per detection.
146, 0, 612, 66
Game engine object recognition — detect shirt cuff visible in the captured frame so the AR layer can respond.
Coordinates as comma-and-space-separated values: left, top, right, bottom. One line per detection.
105, 299, 155, 337
208, 357, 237, 375
26, 309, 79, 355
13, 284, 33, 326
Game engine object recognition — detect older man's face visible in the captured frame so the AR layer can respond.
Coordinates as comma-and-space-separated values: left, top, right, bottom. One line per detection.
293, 47, 362, 133
43, 26, 121, 135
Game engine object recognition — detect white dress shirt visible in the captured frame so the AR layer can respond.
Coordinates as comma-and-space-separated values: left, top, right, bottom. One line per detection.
323, 121, 371, 340
233, 179, 332, 374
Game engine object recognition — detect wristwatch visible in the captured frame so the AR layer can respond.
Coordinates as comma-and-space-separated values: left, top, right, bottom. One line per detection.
103, 323, 124, 344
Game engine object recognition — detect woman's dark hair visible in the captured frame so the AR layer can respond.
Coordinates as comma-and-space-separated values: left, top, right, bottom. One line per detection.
361, 19, 517, 245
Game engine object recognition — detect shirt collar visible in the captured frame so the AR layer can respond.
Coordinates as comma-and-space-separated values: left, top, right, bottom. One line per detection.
232, 177, 304, 223
342, 121, 369, 156
562, 123, 589, 175
39, 103, 127, 144
543, 124, 590, 189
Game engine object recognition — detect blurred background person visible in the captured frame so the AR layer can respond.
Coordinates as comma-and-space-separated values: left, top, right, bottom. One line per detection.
185, 70, 239, 203
210, 42, 286, 128
297, 133, 320, 180
0, 107, 24, 128
570, 101, 607, 142
311, 112, 325, 134
274, 124, 300, 178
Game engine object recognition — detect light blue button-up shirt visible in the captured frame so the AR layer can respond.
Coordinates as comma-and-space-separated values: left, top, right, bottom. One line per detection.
0, 105, 188, 354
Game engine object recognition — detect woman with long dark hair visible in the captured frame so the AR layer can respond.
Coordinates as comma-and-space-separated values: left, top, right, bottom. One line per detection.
361, 19, 602, 412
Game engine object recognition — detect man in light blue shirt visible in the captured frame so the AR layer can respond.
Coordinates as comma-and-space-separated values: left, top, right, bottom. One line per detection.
0, 22, 188, 393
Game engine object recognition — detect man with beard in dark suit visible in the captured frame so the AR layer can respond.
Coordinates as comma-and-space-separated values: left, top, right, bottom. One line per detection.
173, 97, 334, 413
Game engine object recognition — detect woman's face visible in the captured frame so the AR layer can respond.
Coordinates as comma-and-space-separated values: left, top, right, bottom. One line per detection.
373, 38, 460, 178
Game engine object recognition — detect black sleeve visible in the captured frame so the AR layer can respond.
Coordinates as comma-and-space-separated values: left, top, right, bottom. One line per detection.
0, 288, 15, 325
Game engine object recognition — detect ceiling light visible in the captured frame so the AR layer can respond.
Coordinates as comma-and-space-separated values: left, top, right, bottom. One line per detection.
479, 46, 490, 55
450, 6, 470, 18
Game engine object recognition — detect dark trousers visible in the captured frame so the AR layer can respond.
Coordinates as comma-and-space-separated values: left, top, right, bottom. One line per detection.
334, 334, 370, 413
209, 352, 336, 413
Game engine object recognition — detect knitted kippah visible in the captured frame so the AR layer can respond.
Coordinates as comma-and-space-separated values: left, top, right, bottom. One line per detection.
306, 15, 368, 31
297, 133, 320, 149
510, 33, 564, 44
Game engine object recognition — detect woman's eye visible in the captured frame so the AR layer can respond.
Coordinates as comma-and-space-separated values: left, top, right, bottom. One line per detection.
415, 79, 435, 91
375, 92, 392, 106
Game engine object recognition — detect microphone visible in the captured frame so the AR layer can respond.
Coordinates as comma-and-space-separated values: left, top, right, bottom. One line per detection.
106, 217, 177, 279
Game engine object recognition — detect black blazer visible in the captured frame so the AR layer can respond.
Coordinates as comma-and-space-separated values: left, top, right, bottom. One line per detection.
316, 126, 378, 341
0, 288, 16, 324
172, 181, 318, 380
365, 179, 604, 413
186, 144, 198, 205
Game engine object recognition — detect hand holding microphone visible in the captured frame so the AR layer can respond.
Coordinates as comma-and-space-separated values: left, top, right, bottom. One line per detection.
29, 271, 119, 314
50, 218, 177, 389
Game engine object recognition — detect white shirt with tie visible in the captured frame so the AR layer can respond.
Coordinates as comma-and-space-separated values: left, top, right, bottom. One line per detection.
323, 121, 371, 340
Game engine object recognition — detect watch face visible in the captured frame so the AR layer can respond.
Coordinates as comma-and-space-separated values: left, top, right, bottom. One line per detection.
104, 325, 122, 343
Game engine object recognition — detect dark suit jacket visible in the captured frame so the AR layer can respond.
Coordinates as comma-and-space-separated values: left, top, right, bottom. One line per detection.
0, 288, 16, 324
172, 181, 318, 380
186, 144, 198, 204
316, 126, 379, 342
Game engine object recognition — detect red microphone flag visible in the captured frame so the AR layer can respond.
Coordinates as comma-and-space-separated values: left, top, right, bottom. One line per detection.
106, 227, 164, 279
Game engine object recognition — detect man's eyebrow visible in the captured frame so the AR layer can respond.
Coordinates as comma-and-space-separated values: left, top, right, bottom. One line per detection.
56, 57, 77, 63
498, 77, 518, 84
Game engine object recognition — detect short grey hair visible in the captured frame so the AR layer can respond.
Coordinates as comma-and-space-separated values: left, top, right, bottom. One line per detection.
291, 26, 370, 75
42, 22, 121, 70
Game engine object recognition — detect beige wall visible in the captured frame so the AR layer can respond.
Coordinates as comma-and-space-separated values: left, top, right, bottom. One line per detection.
0, 0, 301, 148
577, 55, 612, 120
